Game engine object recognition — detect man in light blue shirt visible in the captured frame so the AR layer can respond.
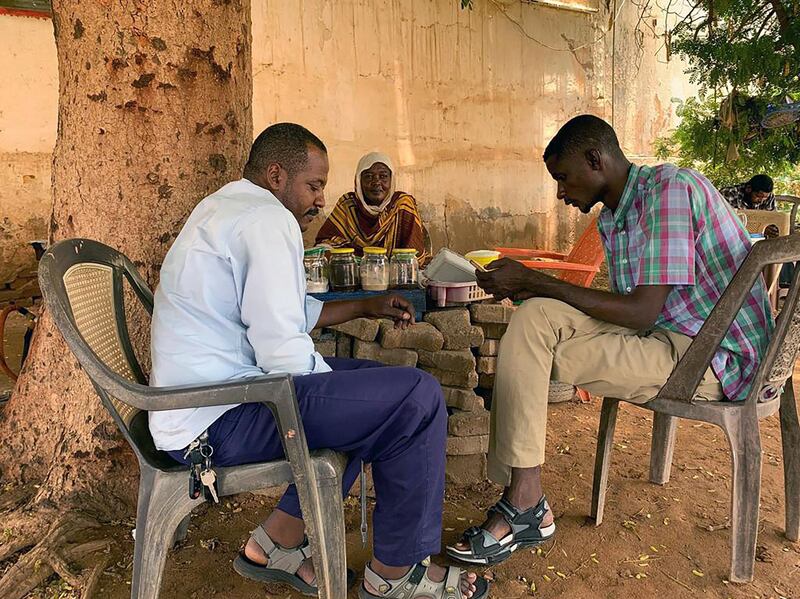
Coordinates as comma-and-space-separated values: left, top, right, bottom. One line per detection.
151, 124, 487, 599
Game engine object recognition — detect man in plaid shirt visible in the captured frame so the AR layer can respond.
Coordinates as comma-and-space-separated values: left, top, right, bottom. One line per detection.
448, 115, 774, 567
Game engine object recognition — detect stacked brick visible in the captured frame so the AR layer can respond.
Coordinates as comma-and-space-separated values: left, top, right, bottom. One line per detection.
422, 309, 488, 483
312, 308, 490, 482
311, 301, 579, 484
470, 303, 514, 393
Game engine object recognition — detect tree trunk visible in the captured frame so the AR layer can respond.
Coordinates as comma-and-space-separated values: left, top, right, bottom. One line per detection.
0, 0, 252, 522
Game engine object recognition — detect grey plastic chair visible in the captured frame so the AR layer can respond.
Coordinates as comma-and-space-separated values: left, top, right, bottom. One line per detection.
38, 238, 348, 599
776, 195, 800, 233
590, 235, 800, 583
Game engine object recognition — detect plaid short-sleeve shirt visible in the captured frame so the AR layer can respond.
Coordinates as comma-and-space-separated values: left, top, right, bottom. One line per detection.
597, 164, 774, 401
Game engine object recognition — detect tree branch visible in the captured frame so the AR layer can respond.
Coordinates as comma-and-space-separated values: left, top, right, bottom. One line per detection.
728, 5, 772, 42
755, 9, 777, 40
768, 0, 790, 35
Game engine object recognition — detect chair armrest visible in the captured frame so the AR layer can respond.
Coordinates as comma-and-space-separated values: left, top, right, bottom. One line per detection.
113, 373, 295, 412
518, 260, 600, 272
657, 236, 800, 402
494, 247, 568, 260
130, 372, 332, 534
107, 373, 314, 487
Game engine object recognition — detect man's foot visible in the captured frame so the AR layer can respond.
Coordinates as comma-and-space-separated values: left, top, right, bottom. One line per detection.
446, 494, 556, 566
452, 494, 554, 552
244, 535, 316, 585
364, 559, 481, 598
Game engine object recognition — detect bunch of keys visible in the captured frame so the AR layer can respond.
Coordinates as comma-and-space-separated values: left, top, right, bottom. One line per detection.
186, 434, 220, 503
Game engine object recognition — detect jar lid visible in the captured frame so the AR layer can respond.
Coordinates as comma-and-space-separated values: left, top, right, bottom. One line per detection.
393, 248, 418, 255
304, 247, 326, 256
330, 248, 355, 254
465, 250, 501, 259
363, 246, 387, 255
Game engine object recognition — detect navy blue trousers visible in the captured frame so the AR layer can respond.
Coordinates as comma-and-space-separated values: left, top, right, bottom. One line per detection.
168, 358, 447, 566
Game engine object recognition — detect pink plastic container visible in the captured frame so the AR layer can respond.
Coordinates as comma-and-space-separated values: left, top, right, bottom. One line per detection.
427, 280, 492, 307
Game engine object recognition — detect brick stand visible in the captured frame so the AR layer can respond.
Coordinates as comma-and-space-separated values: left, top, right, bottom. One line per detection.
313, 301, 577, 484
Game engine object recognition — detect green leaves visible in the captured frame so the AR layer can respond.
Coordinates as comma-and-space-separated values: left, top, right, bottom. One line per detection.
659, 0, 799, 189
655, 94, 800, 188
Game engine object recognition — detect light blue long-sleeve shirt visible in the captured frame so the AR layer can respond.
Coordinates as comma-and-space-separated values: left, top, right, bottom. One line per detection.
149, 179, 330, 450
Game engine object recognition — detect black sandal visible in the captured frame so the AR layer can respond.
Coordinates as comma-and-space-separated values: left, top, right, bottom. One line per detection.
446, 495, 555, 565
233, 526, 355, 596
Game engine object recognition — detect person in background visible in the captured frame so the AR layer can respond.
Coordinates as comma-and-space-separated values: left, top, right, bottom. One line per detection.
720, 173, 794, 288
315, 151, 431, 264
720, 174, 779, 238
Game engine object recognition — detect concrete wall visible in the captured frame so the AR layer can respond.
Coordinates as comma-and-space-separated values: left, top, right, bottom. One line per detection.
0, 1, 695, 299
251, 0, 694, 251
0, 13, 56, 294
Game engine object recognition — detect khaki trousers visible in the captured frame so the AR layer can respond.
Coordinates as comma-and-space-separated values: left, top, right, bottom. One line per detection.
488, 298, 724, 486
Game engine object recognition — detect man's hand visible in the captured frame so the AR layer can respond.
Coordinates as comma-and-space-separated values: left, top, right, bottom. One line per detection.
476, 258, 554, 301
764, 224, 780, 239
360, 294, 416, 329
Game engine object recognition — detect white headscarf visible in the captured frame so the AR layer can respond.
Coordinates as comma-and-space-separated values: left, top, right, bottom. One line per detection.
354, 151, 396, 216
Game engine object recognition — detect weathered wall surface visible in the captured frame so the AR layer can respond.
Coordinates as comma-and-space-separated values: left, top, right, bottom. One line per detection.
0, 14, 56, 295
612, 1, 696, 162
253, 0, 611, 251
0, 152, 50, 301
251, 0, 693, 252
0, 1, 694, 300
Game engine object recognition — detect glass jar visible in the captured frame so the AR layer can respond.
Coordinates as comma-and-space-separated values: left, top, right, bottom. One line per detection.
329, 248, 358, 292
303, 247, 328, 293
360, 247, 389, 291
390, 248, 419, 289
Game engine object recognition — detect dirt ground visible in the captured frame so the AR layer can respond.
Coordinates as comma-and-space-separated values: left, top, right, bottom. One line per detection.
2, 311, 799, 598
94, 390, 799, 599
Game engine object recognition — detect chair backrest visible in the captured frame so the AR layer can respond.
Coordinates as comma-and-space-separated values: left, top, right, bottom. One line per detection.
753, 242, 800, 402
739, 208, 791, 236
658, 235, 800, 404
775, 195, 800, 234
38, 239, 170, 467
561, 217, 604, 286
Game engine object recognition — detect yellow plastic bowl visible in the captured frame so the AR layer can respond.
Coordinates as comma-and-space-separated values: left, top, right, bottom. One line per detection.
465, 250, 501, 268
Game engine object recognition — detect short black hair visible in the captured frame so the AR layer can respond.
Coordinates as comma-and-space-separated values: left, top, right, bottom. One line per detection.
244, 123, 327, 179
543, 114, 623, 161
748, 174, 774, 193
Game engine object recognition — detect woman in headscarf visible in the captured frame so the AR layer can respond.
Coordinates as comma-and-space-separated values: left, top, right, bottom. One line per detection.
315, 151, 430, 264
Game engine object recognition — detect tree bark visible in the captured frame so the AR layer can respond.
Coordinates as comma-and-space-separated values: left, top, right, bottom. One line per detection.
0, 0, 252, 516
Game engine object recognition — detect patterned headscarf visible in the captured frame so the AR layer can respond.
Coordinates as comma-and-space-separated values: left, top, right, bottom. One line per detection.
354, 151, 396, 216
